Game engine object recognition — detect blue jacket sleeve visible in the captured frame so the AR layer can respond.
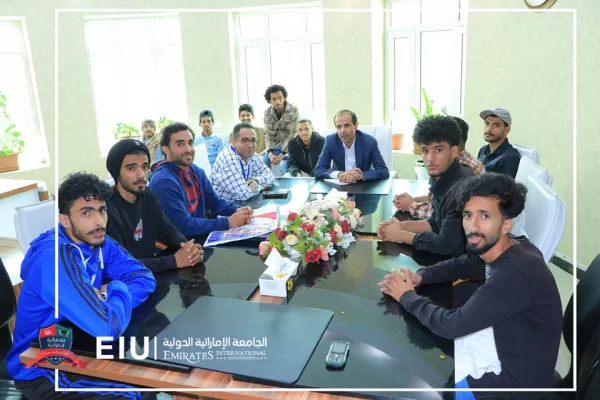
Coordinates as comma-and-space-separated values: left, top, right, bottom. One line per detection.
152, 175, 231, 236
103, 238, 156, 308
46, 246, 133, 339
362, 140, 389, 181
314, 139, 335, 180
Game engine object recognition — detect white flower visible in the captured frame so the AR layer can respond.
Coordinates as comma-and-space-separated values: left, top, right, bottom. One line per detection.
339, 233, 354, 249
325, 241, 336, 255
285, 234, 299, 246
306, 209, 320, 220
333, 224, 343, 234
349, 215, 358, 229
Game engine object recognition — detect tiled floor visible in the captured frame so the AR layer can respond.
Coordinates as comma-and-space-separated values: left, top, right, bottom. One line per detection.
0, 242, 575, 377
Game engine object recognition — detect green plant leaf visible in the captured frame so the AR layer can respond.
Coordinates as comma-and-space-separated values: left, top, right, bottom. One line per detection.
410, 106, 421, 121
422, 89, 433, 115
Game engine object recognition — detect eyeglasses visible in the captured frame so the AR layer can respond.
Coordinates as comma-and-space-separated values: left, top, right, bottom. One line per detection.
239, 137, 257, 145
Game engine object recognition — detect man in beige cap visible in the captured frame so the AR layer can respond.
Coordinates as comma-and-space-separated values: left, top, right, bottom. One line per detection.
477, 108, 521, 178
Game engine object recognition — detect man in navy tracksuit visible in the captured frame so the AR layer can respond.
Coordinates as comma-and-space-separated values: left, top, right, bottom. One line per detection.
6, 172, 157, 399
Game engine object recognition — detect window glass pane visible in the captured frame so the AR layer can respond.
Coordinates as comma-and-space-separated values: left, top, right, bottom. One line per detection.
152, 17, 183, 45
393, 37, 414, 111
0, 22, 25, 51
420, 30, 455, 114
306, 10, 323, 35
421, 0, 460, 25
310, 42, 326, 130
243, 46, 268, 120
268, 12, 306, 35
239, 15, 267, 39
269, 40, 305, 109
114, 19, 151, 47
390, 1, 420, 28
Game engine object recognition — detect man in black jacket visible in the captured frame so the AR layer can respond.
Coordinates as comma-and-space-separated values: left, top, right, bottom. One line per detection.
378, 115, 474, 257
106, 139, 203, 273
286, 119, 325, 177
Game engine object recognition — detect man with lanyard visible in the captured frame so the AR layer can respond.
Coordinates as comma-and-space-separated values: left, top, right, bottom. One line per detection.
211, 122, 275, 205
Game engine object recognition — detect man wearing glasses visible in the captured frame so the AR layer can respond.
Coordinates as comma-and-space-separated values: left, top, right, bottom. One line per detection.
211, 122, 275, 204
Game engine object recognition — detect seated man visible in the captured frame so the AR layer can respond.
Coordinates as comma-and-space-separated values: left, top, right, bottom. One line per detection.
7, 172, 157, 399
106, 139, 204, 273
194, 109, 225, 165
149, 123, 252, 237
211, 122, 275, 204
395, 116, 485, 219
378, 173, 562, 394
379, 115, 474, 257
286, 118, 325, 177
477, 108, 521, 178
314, 109, 389, 182
262, 84, 299, 173
239, 103, 266, 154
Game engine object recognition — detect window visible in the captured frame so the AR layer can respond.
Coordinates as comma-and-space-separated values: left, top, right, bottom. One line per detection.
234, 6, 326, 131
0, 19, 47, 167
385, 0, 468, 150
83, 14, 188, 154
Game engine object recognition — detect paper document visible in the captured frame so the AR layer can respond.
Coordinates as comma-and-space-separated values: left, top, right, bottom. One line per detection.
204, 204, 279, 247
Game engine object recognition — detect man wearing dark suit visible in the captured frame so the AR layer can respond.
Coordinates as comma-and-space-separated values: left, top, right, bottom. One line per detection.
314, 109, 389, 182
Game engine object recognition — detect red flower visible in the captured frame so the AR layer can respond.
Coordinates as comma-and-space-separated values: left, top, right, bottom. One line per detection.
287, 212, 298, 221
275, 228, 287, 241
301, 223, 315, 233
305, 248, 321, 263
329, 230, 338, 244
341, 220, 350, 233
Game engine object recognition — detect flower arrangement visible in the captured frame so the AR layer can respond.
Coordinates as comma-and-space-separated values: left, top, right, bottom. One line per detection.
259, 193, 362, 264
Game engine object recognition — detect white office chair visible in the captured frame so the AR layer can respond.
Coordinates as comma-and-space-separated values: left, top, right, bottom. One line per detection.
359, 125, 393, 170
515, 156, 553, 187
414, 160, 429, 181
516, 175, 566, 264
102, 176, 115, 187
193, 143, 212, 180
513, 143, 540, 165
14, 199, 56, 255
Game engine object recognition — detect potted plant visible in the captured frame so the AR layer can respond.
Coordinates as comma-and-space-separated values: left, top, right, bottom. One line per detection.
392, 133, 404, 150
0, 91, 25, 173
113, 122, 139, 140
410, 88, 448, 154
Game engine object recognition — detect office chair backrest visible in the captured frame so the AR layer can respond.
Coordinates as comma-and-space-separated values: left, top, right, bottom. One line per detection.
193, 143, 211, 180
516, 155, 553, 187
359, 125, 393, 169
513, 143, 540, 165
14, 199, 56, 255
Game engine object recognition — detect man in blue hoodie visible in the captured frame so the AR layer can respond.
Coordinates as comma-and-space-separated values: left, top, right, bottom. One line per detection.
149, 122, 252, 237
7, 172, 157, 399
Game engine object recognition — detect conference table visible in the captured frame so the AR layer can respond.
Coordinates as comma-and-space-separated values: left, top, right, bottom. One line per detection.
20, 177, 463, 400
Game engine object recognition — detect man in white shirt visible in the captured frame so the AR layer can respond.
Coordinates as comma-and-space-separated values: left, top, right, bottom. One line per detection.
211, 123, 275, 205
314, 109, 389, 182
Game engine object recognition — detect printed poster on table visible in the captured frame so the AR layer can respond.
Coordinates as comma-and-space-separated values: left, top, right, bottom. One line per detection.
203, 204, 279, 247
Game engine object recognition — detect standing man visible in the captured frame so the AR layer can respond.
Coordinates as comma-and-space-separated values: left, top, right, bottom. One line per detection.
477, 108, 521, 178
239, 103, 266, 154
195, 109, 225, 165
286, 119, 325, 177
378, 173, 562, 395
211, 123, 275, 204
378, 115, 474, 257
149, 123, 252, 238
262, 84, 299, 173
314, 109, 389, 182
140, 119, 163, 165
106, 139, 204, 273
7, 172, 157, 399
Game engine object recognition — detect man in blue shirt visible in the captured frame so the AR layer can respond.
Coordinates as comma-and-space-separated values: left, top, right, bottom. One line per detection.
477, 108, 521, 178
7, 172, 157, 399
194, 109, 225, 165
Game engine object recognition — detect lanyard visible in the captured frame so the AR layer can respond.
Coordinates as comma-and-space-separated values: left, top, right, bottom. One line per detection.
231, 145, 251, 181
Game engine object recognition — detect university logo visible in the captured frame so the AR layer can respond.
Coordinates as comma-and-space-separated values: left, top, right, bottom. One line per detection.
25, 324, 86, 368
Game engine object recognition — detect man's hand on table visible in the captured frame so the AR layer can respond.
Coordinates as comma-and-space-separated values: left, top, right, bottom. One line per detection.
377, 269, 421, 302
393, 192, 415, 211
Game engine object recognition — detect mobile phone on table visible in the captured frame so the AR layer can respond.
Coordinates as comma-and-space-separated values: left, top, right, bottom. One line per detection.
325, 341, 350, 369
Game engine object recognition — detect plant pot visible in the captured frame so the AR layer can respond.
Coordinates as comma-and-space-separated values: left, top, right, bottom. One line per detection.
413, 142, 422, 155
392, 133, 404, 150
0, 152, 19, 173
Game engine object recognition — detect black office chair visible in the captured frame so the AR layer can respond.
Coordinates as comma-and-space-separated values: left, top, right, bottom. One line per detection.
0, 256, 25, 399
557, 254, 600, 389
575, 321, 600, 399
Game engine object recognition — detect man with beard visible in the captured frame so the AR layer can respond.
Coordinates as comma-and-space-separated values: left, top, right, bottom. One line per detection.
238, 103, 266, 154
378, 115, 474, 257
106, 139, 204, 272
6, 172, 157, 399
477, 108, 521, 178
378, 173, 562, 398
140, 119, 163, 165
149, 122, 252, 237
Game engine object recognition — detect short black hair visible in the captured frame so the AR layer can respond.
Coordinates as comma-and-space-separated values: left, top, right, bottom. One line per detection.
453, 116, 469, 148
239, 104, 254, 116
456, 173, 527, 220
232, 122, 255, 140
333, 109, 358, 125
199, 110, 214, 122
412, 115, 461, 148
160, 122, 195, 150
264, 84, 287, 103
298, 118, 312, 126
58, 172, 112, 215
